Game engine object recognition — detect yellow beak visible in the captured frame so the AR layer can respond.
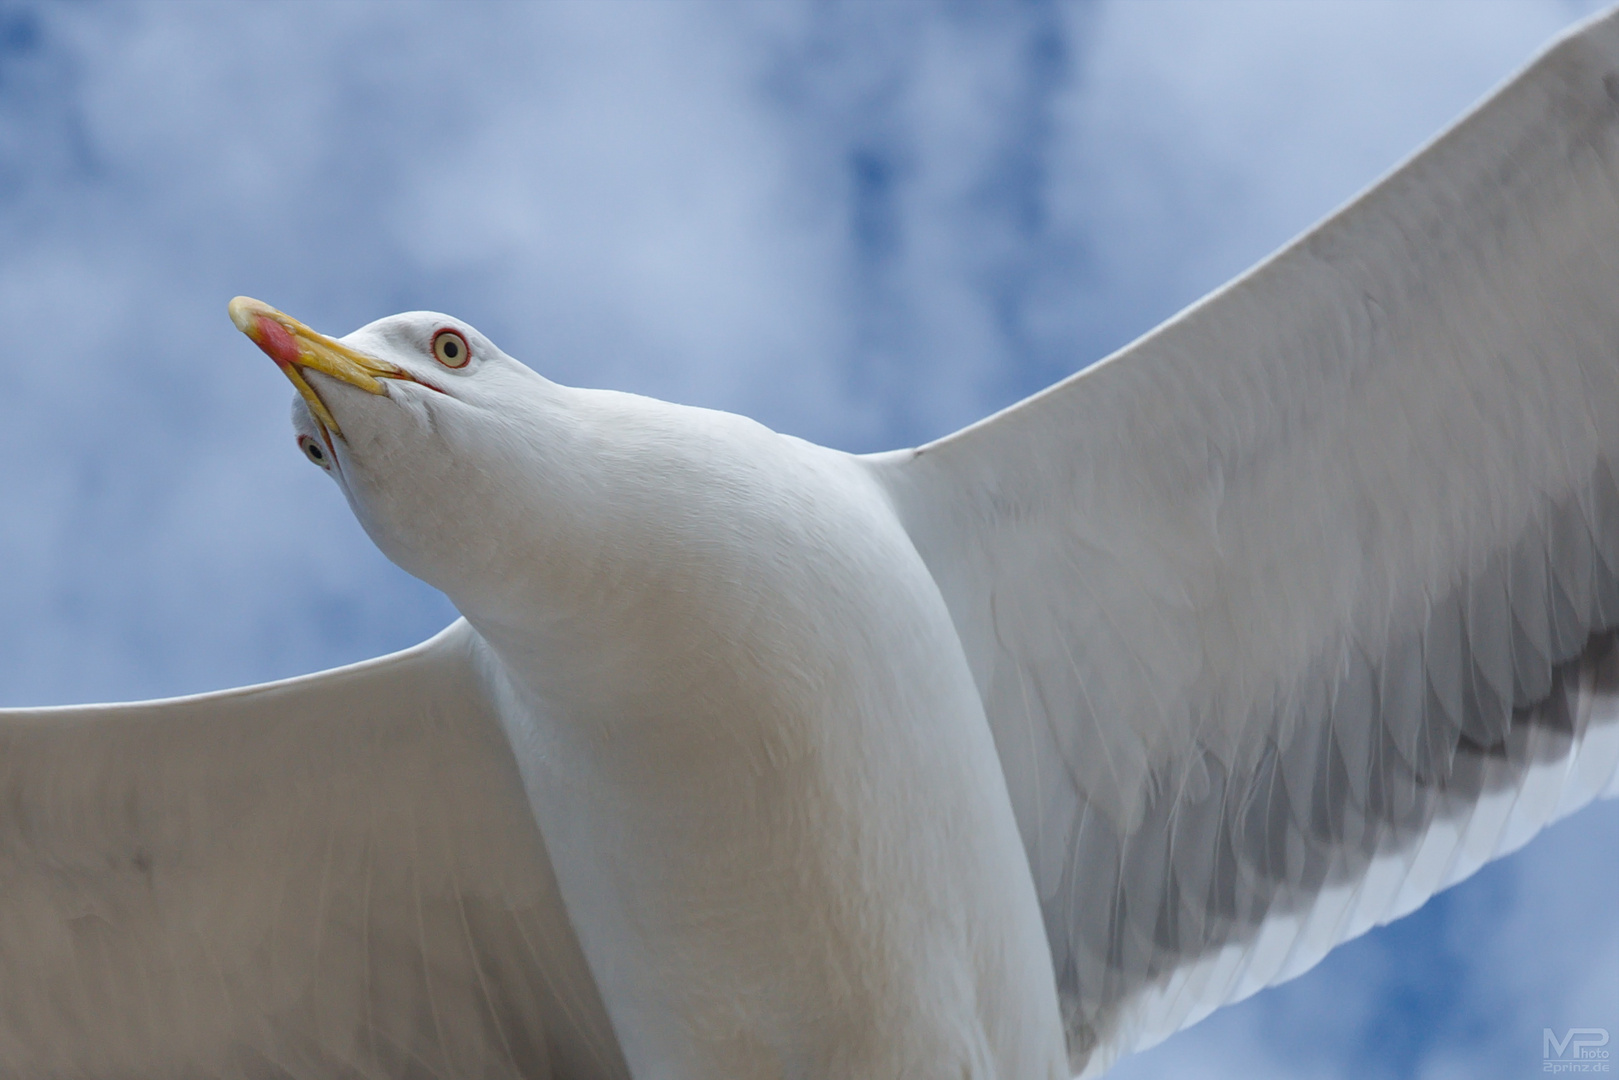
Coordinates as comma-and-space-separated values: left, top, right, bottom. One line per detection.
229, 296, 405, 437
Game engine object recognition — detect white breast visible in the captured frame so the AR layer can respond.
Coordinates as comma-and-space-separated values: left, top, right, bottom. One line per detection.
453, 391, 1068, 1079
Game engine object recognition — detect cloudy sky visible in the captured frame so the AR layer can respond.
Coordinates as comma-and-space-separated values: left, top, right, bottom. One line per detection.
0, 1, 1614, 1076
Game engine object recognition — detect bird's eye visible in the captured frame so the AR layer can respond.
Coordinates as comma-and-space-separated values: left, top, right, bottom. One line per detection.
298, 434, 331, 469
432, 329, 471, 368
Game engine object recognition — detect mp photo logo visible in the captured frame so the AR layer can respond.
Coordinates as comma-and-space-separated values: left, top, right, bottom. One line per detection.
1544, 1028, 1611, 1073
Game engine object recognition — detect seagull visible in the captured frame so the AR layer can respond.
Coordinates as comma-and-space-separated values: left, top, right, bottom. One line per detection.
5, 10, 1619, 1080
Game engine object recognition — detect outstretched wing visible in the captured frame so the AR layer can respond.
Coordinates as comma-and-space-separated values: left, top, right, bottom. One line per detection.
0, 619, 628, 1080
869, 9, 1619, 1075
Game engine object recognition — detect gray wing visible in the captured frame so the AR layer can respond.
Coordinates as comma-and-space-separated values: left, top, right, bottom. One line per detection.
0, 618, 628, 1080
868, 9, 1619, 1076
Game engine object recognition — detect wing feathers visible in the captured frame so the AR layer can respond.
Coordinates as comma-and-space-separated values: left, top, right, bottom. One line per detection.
0, 620, 628, 1080
870, 9, 1619, 1075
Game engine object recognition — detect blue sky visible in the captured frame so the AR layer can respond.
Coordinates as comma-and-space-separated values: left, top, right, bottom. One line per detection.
0, 1, 1614, 1076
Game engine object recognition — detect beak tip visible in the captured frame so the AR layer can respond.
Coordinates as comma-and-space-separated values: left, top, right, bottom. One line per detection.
228, 296, 268, 337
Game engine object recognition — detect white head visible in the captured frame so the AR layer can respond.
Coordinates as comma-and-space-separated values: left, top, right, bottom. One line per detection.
229, 296, 585, 624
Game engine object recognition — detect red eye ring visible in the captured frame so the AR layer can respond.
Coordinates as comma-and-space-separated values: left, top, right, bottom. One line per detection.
432, 329, 471, 368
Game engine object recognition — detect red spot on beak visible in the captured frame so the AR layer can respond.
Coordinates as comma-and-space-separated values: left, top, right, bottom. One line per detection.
252, 315, 302, 369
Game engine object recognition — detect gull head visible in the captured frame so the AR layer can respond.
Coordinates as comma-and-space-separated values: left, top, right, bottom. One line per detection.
228, 295, 573, 618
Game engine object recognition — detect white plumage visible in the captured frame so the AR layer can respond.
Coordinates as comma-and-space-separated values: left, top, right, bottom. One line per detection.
5, 8, 1619, 1079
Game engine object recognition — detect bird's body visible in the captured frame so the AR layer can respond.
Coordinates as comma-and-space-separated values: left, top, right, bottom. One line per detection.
6, 9, 1619, 1080
408, 380, 1068, 1078
244, 307, 1072, 1076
